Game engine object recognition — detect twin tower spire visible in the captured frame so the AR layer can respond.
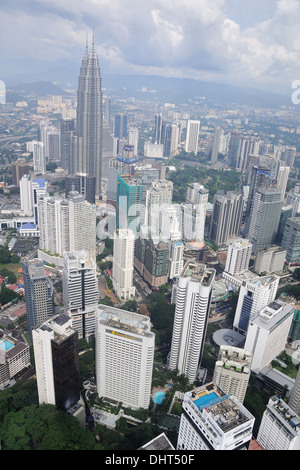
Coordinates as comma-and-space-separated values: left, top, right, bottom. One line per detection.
74, 31, 103, 196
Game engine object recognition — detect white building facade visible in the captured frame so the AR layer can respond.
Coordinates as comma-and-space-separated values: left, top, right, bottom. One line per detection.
112, 229, 136, 300
95, 305, 155, 409
168, 262, 215, 383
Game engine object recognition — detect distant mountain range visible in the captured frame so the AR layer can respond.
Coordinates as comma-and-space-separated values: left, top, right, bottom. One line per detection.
5, 74, 296, 109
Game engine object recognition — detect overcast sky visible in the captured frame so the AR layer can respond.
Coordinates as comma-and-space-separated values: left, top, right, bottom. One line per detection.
1, 0, 300, 94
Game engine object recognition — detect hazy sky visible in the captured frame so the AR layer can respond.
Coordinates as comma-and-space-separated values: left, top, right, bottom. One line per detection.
1, 0, 300, 94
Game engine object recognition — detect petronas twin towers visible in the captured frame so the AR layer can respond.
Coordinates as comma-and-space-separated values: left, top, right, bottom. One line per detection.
71, 35, 103, 195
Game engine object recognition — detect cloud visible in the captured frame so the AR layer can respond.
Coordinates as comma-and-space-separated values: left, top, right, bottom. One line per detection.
0, 0, 299, 93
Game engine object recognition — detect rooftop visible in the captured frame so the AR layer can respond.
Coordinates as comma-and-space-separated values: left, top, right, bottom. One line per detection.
186, 382, 253, 434
98, 305, 154, 338
182, 261, 215, 286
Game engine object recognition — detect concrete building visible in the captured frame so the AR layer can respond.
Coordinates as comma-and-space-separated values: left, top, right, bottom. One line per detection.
210, 126, 222, 162
213, 346, 252, 404
168, 261, 215, 383
180, 183, 208, 244
22, 258, 54, 340
281, 217, 300, 264
177, 382, 255, 450
63, 251, 98, 339
144, 179, 173, 238
169, 240, 184, 279
257, 396, 300, 450
0, 336, 31, 389
233, 274, 279, 334
224, 239, 252, 276
32, 141, 46, 174
253, 246, 286, 273
65, 173, 96, 205
12, 158, 31, 186
38, 191, 96, 262
112, 229, 136, 300
244, 299, 295, 374
95, 305, 155, 410
210, 191, 243, 247
247, 187, 283, 256
185, 120, 200, 154
32, 314, 80, 411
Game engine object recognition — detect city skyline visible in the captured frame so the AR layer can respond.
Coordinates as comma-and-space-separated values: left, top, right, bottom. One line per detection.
1, 1, 300, 97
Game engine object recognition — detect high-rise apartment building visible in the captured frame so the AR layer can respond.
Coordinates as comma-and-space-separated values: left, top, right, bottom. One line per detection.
32, 314, 80, 411
38, 191, 96, 261
209, 191, 243, 247
22, 258, 54, 340
224, 239, 252, 276
63, 251, 98, 339
95, 305, 155, 410
32, 141, 46, 174
177, 381, 255, 450
144, 179, 173, 237
168, 261, 215, 383
185, 120, 200, 154
72, 38, 103, 195
180, 183, 208, 244
247, 187, 283, 255
112, 229, 136, 300
236, 134, 260, 172
256, 396, 300, 450
213, 346, 252, 404
169, 240, 184, 279
233, 274, 279, 334
244, 299, 294, 374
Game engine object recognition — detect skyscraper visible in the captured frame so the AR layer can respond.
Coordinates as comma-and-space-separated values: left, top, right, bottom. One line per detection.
95, 305, 155, 410
60, 118, 75, 171
256, 396, 300, 450
233, 274, 279, 334
65, 172, 96, 204
177, 381, 255, 450
32, 141, 46, 174
209, 191, 243, 247
213, 346, 252, 404
112, 229, 136, 300
168, 261, 215, 383
22, 258, 54, 340
116, 173, 142, 235
247, 187, 283, 255
63, 251, 99, 339
32, 314, 80, 411
210, 126, 222, 162
244, 299, 294, 374
73, 36, 103, 195
185, 120, 200, 154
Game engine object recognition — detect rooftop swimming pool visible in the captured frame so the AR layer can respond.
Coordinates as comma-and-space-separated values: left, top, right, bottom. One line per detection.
0, 339, 15, 351
193, 392, 219, 409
